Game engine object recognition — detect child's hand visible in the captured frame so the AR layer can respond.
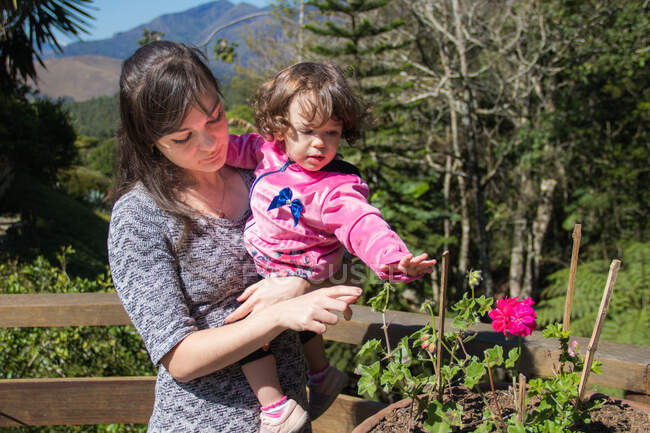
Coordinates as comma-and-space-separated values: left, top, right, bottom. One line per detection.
380, 253, 436, 277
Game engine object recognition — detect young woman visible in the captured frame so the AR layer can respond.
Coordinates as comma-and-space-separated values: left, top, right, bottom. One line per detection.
107, 41, 360, 433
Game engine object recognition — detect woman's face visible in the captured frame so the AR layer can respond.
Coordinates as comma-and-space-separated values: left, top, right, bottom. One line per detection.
155, 92, 228, 176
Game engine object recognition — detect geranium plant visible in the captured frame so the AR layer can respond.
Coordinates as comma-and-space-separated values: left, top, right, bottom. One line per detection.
355, 270, 602, 433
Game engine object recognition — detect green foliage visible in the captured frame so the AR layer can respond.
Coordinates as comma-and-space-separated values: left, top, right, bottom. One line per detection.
0, 97, 78, 185
57, 166, 110, 206
0, 251, 151, 433
1, 172, 109, 278
0, 0, 93, 96
221, 75, 257, 108
518, 325, 602, 433
63, 94, 120, 140
356, 273, 603, 432
138, 28, 165, 46
82, 137, 117, 178
537, 242, 650, 346
214, 38, 238, 64
551, 0, 650, 258
226, 104, 256, 135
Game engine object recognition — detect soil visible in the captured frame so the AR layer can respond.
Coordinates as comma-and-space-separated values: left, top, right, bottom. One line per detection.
368, 387, 649, 433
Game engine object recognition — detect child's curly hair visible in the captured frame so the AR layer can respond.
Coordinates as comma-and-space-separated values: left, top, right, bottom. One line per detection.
252, 62, 364, 144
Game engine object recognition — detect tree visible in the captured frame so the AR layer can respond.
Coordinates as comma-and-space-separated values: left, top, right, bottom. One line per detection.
0, 0, 93, 96
304, 1, 449, 302
401, 0, 649, 299
234, 0, 322, 85
404, 0, 503, 295
550, 0, 650, 260
0, 97, 78, 184
138, 28, 165, 46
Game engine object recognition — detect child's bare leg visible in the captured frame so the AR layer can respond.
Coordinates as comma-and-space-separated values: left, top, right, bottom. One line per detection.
303, 334, 329, 372
241, 354, 285, 407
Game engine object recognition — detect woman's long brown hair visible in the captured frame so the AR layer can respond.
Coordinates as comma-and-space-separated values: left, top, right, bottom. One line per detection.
114, 41, 222, 239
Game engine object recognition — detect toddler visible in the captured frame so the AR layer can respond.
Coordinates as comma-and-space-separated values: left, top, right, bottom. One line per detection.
227, 62, 436, 433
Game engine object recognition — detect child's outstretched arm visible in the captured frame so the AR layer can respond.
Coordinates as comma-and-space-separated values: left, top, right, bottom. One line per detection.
379, 253, 436, 277
227, 133, 266, 169
322, 180, 435, 282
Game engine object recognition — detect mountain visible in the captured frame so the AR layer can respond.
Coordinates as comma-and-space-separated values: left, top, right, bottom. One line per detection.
33, 1, 273, 101
32, 56, 122, 101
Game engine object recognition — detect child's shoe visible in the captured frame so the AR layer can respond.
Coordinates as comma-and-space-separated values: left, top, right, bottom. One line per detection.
259, 399, 308, 433
307, 366, 348, 420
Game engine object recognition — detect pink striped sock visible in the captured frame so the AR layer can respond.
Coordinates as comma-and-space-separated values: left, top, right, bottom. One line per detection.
261, 396, 288, 418
307, 363, 330, 385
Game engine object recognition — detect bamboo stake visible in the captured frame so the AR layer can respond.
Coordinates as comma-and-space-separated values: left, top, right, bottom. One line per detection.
516, 373, 527, 425
577, 259, 621, 404
563, 224, 582, 332
436, 251, 449, 401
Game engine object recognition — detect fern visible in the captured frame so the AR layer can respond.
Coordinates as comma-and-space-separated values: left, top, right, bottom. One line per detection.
537, 242, 650, 346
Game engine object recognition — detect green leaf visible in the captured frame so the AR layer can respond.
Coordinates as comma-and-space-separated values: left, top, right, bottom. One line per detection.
422, 421, 452, 433
368, 282, 392, 312
423, 400, 453, 433
505, 347, 520, 369
356, 339, 382, 363
507, 424, 526, 433
400, 180, 430, 199
463, 357, 486, 388
484, 345, 504, 367
356, 361, 380, 398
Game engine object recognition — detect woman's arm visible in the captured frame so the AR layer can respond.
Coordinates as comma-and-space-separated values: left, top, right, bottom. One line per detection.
161, 285, 361, 382
109, 190, 359, 383
224, 277, 357, 324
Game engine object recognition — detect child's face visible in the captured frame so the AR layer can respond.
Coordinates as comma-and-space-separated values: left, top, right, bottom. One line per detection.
281, 96, 343, 171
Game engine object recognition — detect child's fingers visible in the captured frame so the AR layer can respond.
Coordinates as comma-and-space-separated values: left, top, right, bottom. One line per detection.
410, 253, 429, 264
398, 254, 414, 269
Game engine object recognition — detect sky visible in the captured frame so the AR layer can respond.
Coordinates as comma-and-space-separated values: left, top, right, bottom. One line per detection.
58, 0, 272, 45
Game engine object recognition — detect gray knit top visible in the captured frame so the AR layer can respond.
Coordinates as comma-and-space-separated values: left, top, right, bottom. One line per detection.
107, 170, 309, 433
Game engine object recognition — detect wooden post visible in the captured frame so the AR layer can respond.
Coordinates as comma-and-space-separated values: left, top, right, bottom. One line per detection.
563, 224, 582, 332
577, 259, 621, 403
516, 373, 527, 424
436, 251, 449, 400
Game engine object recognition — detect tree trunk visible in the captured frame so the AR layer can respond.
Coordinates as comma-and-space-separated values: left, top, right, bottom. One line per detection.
509, 212, 527, 298
522, 231, 534, 298
509, 166, 535, 297
452, 0, 494, 296
527, 178, 558, 296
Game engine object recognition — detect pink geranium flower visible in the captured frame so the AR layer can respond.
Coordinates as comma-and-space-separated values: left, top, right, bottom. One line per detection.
488, 296, 536, 338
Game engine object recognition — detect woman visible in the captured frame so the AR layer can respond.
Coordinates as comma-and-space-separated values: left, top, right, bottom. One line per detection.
107, 41, 361, 433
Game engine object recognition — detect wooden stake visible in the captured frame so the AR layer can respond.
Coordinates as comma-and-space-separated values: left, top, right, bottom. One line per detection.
563, 224, 582, 332
436, 251, 449, 401
516, 373, 527, 425
577, 259, 621, 403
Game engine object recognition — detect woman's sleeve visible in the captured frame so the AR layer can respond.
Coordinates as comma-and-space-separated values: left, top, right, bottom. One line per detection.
321, 180, 417, 282
227, 133, 266, 169
108, 197, 198, 366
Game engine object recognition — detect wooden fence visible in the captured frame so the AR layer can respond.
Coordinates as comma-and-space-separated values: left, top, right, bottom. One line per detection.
1, 293, 649, 431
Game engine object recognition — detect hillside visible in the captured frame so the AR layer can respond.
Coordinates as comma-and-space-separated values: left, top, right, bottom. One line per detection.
46, 1, 270, 79
32, 56, 122, 101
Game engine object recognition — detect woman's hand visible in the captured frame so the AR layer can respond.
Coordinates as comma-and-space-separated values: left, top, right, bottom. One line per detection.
380, 253, 436, 277
225, 276, 310, 324
276, 285, 362, 334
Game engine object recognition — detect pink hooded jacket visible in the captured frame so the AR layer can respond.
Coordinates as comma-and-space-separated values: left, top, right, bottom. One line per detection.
227, 133, 416, 282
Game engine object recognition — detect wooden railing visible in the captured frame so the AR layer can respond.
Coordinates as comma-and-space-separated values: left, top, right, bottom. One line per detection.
1, 293, 649, 431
